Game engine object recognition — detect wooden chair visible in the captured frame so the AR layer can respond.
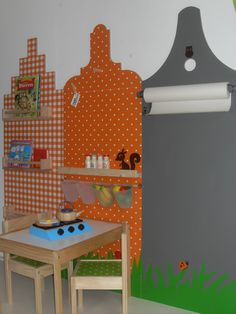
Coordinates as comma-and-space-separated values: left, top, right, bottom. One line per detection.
3, 209, 73, 314
71, 221, 130, 314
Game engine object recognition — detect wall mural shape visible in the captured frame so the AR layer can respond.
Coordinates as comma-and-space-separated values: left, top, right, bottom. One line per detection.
141, 6, 236, 314
63, 24, 142, 264
4, 38, 64, 215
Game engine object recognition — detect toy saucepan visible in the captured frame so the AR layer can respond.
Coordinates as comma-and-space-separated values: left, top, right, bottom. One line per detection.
57, 201, 83, 222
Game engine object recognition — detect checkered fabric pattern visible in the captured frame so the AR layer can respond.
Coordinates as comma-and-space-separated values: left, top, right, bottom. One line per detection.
4, 38, 64, 215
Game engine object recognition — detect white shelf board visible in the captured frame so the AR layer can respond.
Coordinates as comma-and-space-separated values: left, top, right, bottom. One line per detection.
2, 106, 52, 121
57, 167, 141, 178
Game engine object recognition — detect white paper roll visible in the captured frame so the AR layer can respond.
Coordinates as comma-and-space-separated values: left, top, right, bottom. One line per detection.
151, 99, 231, 114
143, 82, 231, 114
143, 82, 230, 102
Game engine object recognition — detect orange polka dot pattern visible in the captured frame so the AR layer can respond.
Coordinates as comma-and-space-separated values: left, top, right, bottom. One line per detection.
64, 25, 142, 264
4, 38, 64, 215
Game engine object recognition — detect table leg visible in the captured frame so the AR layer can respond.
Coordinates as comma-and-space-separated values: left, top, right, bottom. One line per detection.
4, 253, 12, 304
53, 259, 63, 314
34, 271, 43, 314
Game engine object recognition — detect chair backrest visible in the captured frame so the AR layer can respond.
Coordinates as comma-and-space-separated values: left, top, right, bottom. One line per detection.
3, 212, 39, 233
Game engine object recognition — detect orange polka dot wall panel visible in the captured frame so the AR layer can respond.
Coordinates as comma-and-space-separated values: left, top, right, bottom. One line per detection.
4, 38, 64, 215
64, 25, 142, 262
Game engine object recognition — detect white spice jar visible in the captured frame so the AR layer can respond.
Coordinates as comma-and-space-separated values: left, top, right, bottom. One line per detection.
103, 155, 110, 169
97, 155, 103, 169
85, 155, 91, 168
91, 154, 97, 168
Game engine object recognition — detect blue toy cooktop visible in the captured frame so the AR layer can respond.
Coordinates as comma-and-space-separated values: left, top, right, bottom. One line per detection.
29, 219, 92, 241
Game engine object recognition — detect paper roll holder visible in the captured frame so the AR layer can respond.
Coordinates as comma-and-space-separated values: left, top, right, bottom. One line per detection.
138, 83, 236, 115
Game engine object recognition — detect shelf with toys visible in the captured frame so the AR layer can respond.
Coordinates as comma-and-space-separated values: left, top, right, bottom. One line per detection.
58, 150, 142, 178
2, 74, 53, 121
3, 140, 52, 172
58, 151, 142, 208
2, 106, 52, 121
2, 156, 52, 172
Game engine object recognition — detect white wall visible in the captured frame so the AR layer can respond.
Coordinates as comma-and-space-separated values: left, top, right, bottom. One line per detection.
0, 0, 236, 230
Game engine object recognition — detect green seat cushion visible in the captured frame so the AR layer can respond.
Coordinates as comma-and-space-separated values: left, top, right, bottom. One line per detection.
12, 256, 46, 268
76, 261, 122, 277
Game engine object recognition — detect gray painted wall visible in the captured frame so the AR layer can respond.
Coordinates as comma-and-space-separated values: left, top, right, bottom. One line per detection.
142, 6, 236, 276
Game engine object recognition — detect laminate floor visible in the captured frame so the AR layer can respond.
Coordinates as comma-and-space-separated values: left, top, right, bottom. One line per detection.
0, 261, 198, 314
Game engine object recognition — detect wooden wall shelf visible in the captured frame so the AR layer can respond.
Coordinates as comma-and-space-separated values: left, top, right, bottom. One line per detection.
57, 167, 141, 178
2, 106, 52, 121
4, 205, 24, 220
2, 157, 52, 171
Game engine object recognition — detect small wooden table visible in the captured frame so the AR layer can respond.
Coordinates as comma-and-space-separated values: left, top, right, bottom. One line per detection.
0, 219, 122, 314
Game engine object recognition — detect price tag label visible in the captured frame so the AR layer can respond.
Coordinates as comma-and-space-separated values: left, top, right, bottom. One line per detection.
71, 92, 80, 107
70, 82, 80, 107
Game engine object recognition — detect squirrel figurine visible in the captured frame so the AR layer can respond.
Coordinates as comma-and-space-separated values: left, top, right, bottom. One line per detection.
115, 149, 141, 170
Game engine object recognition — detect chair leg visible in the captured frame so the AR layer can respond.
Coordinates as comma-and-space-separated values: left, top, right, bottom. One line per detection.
122, 289, 128, 314
71, 279, 77, 314
67, 260, 74, 303
78, 290, 83, 311
4, 253, 13, 304
34, 272, 43, 314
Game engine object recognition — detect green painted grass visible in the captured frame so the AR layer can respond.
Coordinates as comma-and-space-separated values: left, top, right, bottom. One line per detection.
233, 0, 236, 10
131, 259, 236, 314
63, 251, 236, 313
